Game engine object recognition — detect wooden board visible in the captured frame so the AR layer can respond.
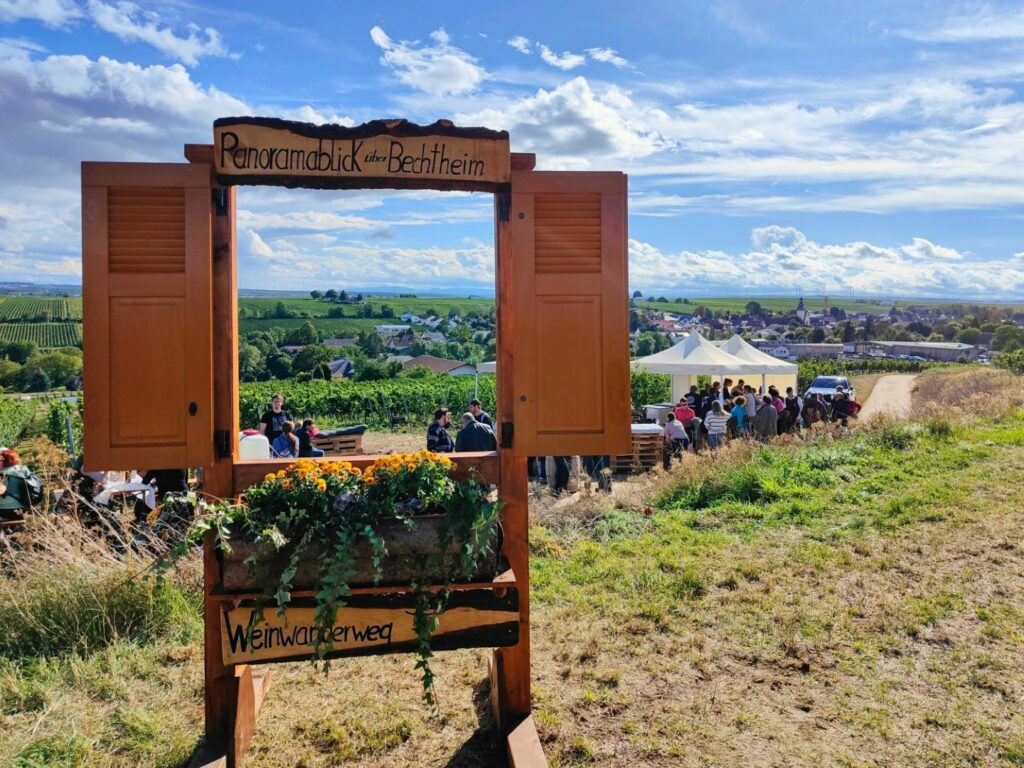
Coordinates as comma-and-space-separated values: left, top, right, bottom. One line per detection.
214, 118, 510, 192
220, 589, 519, 665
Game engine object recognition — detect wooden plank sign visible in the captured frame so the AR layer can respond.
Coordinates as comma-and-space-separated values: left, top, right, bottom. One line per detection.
220, 590, 519, 665
214, 117, 511, 192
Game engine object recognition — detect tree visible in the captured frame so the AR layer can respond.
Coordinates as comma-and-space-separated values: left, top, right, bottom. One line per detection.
830, 306, 847, 320
283, 321, 321, 345
324, 289, 338, 302
993, 324, 1024, 352
841, 321, 856, 343
310, 290, 323, 301
267, 353, 293, 379
357, 330, 384, 357
862, 314, 876, 340
956, 327, 982, 345
0, 359, 20, 389
379, 304, 396, 318
632, 290, 643, 298
339, 290, 349, 302
360, 303, 375, 318
354, 359, 402, 381
274, 301, 293, 319
27, 368, 50, 392
292, 344, 331, 376
744, 301, 763, 316
1, 341, 38, 364
239, 343, 266, 382
809, 327, 826, 343
326, 306, 347, 318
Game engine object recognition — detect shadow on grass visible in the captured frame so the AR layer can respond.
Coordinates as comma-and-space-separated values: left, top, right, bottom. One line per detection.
443, 674, 506, 768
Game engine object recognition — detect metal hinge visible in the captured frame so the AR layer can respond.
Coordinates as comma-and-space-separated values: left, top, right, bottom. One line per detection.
496, 192, 511, 222
213, 188, 228, 216
500, 421, 514, 449
215, 429, 231, 459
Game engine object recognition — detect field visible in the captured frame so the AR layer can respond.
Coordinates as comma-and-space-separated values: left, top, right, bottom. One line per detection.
0, 297, 82, 321
633, 296, 1024, 316
239, 296, 494, 319
634, 296, 892, 315
2, 370, 1024, 767
0, 323, 82, 348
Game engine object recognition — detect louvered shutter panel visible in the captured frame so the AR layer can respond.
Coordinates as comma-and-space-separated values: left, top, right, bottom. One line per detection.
82, 163, 213, 471
509, 171, 630, 456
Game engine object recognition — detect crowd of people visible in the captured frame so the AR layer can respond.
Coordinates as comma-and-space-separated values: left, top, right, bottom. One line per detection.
662, 377, 862, 467
257, 393, 499, 459
426, 399, 497, 453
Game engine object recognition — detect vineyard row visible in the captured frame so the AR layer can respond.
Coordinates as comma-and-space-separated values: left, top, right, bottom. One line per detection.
0, 297, 82, 321
0, 323, 83, 348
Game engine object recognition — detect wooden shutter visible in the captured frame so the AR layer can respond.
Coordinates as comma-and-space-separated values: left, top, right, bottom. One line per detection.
509, 171, 630, 456
82, 163, 213, 471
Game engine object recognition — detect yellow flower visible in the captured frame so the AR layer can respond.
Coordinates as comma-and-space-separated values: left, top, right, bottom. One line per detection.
316, 479, 327, 492
276, 470, 286, 478
406, 463, 416, 472
264, 473, 275, 482
281, 479, 291, 489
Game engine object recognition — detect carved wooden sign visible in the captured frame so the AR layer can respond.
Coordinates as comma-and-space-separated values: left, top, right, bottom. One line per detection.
213, 117, 511, 192
220, 590, 519, 665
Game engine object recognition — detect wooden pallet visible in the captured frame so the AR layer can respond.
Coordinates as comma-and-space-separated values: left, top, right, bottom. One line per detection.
610, 432, 664, 473
311, 433, 363, 456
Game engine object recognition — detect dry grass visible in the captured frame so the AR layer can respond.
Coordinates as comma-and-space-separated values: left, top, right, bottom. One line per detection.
850, 373, 883, 406
912, 366, 1024, 421
360, 428, 427, 455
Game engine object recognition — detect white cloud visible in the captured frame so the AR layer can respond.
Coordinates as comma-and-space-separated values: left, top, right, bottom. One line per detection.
258, 104, 354, 126
901, 237, 964, 261
0, 0, 80, 27
628, 227, 1024, 300
538, 44, 585, 70
86, 0, 230, 66
460, 76, 664, 163
507, 35, 531, 54
369, 25, 485, 96
898, 8, 1024, 43
586, 47, 629, 68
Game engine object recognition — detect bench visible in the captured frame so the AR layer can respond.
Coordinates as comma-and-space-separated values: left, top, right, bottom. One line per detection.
310, 433, 364, 456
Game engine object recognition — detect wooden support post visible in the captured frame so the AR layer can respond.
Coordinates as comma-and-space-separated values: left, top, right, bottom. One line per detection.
495, 194, 532, 721
186, 143, 241, 753
506, 715, 549, 767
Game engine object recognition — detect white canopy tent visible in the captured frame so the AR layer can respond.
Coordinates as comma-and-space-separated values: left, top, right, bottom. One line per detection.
716, 334, 799, 395
633, 332, 763, 402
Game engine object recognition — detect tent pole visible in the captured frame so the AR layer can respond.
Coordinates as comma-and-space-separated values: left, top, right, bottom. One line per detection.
761, 373, 766, 394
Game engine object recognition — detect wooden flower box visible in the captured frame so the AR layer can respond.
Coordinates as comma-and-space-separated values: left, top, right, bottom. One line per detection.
219, 514, 501, 592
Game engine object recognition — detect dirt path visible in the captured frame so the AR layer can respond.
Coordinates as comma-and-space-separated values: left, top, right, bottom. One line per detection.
858, 373, 917, 421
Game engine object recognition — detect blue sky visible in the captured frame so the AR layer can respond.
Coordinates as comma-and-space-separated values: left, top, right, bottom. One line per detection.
2, 0, 1024, 299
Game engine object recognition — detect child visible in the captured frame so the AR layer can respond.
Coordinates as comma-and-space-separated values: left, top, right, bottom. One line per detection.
271, 421, 299, 458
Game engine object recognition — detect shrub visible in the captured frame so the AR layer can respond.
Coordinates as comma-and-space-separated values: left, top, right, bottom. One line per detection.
0, 519, 200, 660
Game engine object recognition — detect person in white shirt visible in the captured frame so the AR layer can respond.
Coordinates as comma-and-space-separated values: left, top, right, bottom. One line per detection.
663, 412, 689, 468
704, 402, 731, 449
